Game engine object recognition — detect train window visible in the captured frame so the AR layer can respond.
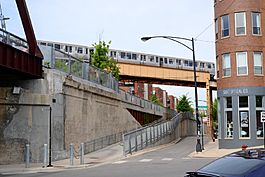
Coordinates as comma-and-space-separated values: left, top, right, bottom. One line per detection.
169, 59, 173, 64
40, 42, 46, 46
121, 52, 126, 59
47, 43, 53, 47
69, 46, 73, 53
184, 60, 189, 66
188, 61, 193, 67
176, 59, 181, 65
208, 64, 212, 68
160, 58, 163, 64
64, 45, 69, 52
126, 53, 132, 59
200, 63, 205, 68
77, 47, 83, 54
85, 48, 88, 54
150, 56, 154, 62
132, 53, 137, 60
110, 51, 117, 58
141, 55, 146, 61
54, 44, 61, 50
164, 58, 168, 64
195, 62, 198, 67
156, 57, 159, 63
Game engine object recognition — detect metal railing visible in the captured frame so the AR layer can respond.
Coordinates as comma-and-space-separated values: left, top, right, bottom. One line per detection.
123, 113, 179, 156
0, 28, 28, 50
41, 46, 119, 92
83, 132, 123, 154
119, 89, 163, 112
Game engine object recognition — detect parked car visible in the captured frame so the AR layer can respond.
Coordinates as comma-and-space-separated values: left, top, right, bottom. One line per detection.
185, 149, 265, 177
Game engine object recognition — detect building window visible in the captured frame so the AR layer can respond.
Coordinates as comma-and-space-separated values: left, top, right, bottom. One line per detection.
235, 12, 246, 35
215, 18, 218, 40
239, 96, 249, 138
222, 53, 231, 77
236, 52, 248, 75
252, 12, 261, 35
225, 97, 233, 138
256, 96, 264, 138
221, 15, 229, 37
254, 52, 263, 75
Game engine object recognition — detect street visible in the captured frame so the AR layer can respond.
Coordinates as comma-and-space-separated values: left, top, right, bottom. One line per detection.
3, 137, 216, 177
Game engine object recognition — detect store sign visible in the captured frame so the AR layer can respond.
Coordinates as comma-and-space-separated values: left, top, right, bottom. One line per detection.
223, 88, 249, 96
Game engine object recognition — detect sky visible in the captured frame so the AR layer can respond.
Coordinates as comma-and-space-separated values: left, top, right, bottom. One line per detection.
2, 0, 216, 106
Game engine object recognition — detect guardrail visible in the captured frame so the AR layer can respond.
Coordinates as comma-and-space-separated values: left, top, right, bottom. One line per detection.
123, 112, 195, 156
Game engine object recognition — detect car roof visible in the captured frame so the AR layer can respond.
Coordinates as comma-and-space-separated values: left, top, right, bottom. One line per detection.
197, 149, 265, 176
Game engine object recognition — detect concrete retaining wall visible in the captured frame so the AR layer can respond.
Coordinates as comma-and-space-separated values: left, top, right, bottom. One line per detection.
0, 69, 143, 164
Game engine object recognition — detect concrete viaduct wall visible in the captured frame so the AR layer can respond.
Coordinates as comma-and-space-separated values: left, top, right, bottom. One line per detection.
0, 68, 167, 164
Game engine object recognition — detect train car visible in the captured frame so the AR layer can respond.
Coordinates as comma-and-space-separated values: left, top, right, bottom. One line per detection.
38, 40, 216, 78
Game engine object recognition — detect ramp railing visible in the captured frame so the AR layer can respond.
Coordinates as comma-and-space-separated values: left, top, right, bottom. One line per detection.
123, 113, 184, 156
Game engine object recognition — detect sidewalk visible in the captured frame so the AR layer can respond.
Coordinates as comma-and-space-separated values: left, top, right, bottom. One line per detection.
0, 143, 124, 175
189, 139, 263, 158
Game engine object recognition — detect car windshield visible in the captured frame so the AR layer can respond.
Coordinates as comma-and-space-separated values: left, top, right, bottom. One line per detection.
199, 156, 265, 175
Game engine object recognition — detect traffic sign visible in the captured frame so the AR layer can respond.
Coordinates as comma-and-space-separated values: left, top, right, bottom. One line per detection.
198, 106, 208, 109
261, 112, 265, 123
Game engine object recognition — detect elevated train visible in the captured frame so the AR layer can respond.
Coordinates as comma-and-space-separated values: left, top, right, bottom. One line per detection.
38, 40, 216, 77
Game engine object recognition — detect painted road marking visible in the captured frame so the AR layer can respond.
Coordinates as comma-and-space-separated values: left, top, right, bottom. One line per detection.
139, 159, 153, 162
112, 160, 127, 164
162, 158, 173, 161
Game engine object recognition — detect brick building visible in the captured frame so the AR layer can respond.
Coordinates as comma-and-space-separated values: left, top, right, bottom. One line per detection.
215, 0, 265, 148
168, 95, 178, 110
152, 87, 164, 105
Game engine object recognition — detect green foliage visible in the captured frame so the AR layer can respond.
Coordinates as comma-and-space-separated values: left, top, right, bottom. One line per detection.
212, 98, 218, 128
91, 40, 120, 79
150, 94, 163, 106
55, 59, 68, 72
176, 95, 193, 113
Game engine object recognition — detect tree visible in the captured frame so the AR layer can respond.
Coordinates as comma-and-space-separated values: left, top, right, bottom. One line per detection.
91, 40, 120, 79
176, 95, 193, 113
212, 98, 218, 129
150, 94, 163, 106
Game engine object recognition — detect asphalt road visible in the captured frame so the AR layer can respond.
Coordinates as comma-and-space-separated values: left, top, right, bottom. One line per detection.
3, 137, 216, 177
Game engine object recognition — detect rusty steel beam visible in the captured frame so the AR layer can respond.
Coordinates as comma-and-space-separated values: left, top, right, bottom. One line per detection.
0, 41, 42, 78
15, 0, 43, 58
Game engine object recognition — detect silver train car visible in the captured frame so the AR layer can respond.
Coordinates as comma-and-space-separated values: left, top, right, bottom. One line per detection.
38, 40, 215, 77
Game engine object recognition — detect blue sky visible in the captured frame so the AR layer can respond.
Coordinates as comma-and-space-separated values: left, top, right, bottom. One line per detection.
2, 0, 216, 105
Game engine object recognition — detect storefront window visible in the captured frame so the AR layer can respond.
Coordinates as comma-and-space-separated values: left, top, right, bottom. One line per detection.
256, 96, 264, 138
239, 96, 249, 138
225, 97, 233, 138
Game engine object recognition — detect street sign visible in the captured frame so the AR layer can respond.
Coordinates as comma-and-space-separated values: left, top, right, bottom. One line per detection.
261, 112, 265, 123
198, 106, 208, 109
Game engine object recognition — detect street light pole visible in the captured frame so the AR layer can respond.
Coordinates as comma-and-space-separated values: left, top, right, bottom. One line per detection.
141, 35, 202, 152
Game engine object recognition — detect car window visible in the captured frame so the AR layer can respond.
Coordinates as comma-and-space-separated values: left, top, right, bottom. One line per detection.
199, 156, 265, 175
